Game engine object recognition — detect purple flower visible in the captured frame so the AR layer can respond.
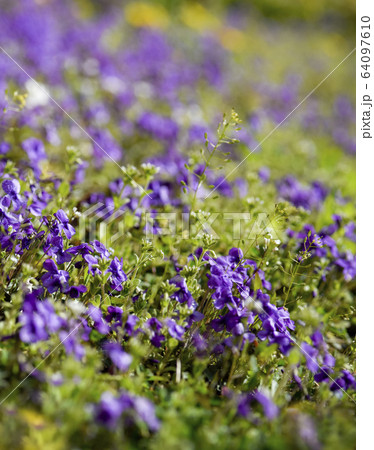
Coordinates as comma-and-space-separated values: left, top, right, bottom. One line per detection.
301, 342, 320, 373
27, 188, 52, 216
89, 128, 122, 168
94, 391, 160, 431
254, 293, 294, 355
320, 214, 342, 236
2, 179, 20, 195
137, 111, 179, 141
60, 328, 85, 361
212, 175, 233, 197
166, 319, 185, 341
94, 392, 124, 429
192, 332, 208, 355
0, 142, 10, 154
314, 367, 333, 383
124, 314, 139, 336
206, 248, 272, 311
1, 177, 23, 209
54, 209, 75, 239
253, 391, 279, 420
41, 259, 70, 294
105, 306, 123, 328
1, 196, 11, 208
50, 373, 64, 386
87, 304, 110, 335
146, 317, 165, 347
84, 254, 101, 276
227, 247, 243, 264
104, 343, 132, 371
19, 290, 65, 343
68, 285, 87, 298
277, 176, 328, 210
237, 394, 251, 418
22, 137, 46, 163
43, 235, 72, 264
169, 275, 196, 309
301, 330, 335, 380
258, 167, 270, 183
335, 251, 356, 281
67, 243, 94, 257
72, 161, 88, 185
107, 257, 127, 291
91, 240, 111, 259
145, 180, 175, 207
132, 396, 160, 432
237, 391, 278, 420
345, 222, 356, 242
211, 309, 249, 336
185, 310, 204, 328
330, 370, 356, 392
310, 329, 324, 347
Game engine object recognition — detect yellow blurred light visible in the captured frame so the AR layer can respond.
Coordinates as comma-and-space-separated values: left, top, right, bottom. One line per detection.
218, 27, 246, 52
181, 3, 220, 31
20, 409, 46, 428
125, 2, 169, 29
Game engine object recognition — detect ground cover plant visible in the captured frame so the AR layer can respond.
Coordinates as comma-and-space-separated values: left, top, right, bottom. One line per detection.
0, 1, 355, 448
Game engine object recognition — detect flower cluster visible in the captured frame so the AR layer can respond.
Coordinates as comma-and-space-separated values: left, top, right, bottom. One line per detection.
94, 391, 160, 432
205, 248, 295, 355
277, 176, 328, 211
0, 1, 355, 448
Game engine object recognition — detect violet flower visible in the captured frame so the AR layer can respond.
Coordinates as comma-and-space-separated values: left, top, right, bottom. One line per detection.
237, 391, 278, 421
87, 304, 110, 335
22, 137, 46, 163
54, 209, 75, 239
60, 328, 85, 361
169, 275, 196, 309
41, 258, 70, 294
105, 306, 123, 329
124, 314, 139, 336
330, 370, 356, 392
166, 318, 185, 341
68, 284, 87, 298
19, 290, 65, 343
146, 317, 165, 347
104, 343, 132, 371
94, 392, 124, 429
107, 257, 127, 291
94, 391, 160, 431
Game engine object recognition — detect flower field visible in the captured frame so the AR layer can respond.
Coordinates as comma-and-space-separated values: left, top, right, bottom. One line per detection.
0, 1, 356, 449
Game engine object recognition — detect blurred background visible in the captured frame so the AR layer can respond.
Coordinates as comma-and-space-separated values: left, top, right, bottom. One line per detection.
0, 0, 356, 203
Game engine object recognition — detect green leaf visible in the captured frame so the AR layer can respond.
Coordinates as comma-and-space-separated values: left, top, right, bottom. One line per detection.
58, 181, 70, 197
